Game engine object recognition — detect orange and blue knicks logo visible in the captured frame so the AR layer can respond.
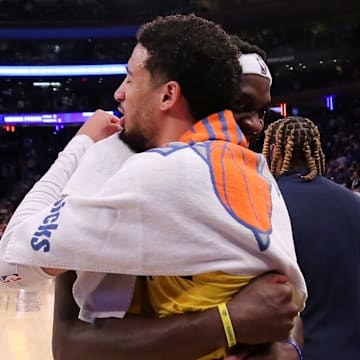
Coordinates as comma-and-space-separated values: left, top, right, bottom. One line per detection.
208, 142, 272, 250
181, 110, 272, 251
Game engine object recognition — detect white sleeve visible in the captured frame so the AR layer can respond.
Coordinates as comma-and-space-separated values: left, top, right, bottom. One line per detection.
0, 135, 93, 287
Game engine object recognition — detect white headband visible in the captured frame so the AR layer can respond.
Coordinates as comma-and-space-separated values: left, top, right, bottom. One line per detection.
239, 53, 272, 86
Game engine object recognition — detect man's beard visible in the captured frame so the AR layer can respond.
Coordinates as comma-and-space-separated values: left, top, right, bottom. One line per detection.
119, 130, 151, 153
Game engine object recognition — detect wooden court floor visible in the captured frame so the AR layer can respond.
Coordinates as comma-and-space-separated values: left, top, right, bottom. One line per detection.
0, 280, 54, 360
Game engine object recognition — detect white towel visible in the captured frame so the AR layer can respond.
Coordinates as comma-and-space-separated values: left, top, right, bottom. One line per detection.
3, 133, 307, 322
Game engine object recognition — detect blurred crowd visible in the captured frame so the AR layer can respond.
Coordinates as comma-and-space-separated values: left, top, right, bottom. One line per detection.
0, 20, 359, 114
246, 22, 360, 95
0, 38, 135, 65
0, 0, 192, 22
0, 126, 77, 237
0, 76, 121, 114
320, 109, 360, 188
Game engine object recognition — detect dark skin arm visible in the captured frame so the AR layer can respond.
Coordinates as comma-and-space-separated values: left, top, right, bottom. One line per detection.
52, 272, 300, 360
225, 316, 303, 360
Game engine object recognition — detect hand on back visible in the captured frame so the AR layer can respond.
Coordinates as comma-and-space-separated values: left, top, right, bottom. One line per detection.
228, 272, 299, 344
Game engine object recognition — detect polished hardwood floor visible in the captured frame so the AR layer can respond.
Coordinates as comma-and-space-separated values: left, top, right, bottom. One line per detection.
0, 280, 54, 360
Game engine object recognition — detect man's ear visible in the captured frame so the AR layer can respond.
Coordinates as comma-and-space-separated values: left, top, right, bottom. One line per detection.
160, 81, 181, 110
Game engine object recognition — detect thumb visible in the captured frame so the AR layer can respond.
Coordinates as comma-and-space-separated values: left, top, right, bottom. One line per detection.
109, 115, 121, 125
109, 123, 123, 132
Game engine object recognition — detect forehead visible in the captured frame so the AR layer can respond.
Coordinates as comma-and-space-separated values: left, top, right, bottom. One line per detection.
127, 43, 150, 73
241, 74, 271, 108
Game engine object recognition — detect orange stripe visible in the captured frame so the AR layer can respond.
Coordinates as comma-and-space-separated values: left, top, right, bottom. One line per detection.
180, 118, 210, 143
210, 111, 236, 144
210, 142, 271, 231
180, 110, 248, 146
222, 110, 239, 144
206, 112, 223, 139
239, 134, 248, 148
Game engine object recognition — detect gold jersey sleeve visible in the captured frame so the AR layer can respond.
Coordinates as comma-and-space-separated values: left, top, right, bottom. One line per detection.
147, 271, 255, 360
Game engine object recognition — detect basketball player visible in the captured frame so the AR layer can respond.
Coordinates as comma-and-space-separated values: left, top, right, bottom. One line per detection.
263, 116, 360, 359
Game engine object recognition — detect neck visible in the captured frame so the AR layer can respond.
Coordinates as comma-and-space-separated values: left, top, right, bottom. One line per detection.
291, 158, 307, 168
275, 156, 307, 176
155, 106, 195, 146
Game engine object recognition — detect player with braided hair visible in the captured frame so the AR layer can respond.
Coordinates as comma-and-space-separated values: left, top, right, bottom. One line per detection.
262, 115, 360, 359
263, 116, 325, 180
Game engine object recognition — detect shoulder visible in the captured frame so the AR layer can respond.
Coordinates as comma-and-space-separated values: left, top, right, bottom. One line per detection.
81, 134, 134, 167
122, 142, 206, 170
279, 174, 360, 208
318, 176, 360, 200
146, 142, 191, 156
102, 142, 208, 192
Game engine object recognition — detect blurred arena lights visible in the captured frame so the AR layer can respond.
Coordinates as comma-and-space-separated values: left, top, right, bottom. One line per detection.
0, 111, 114, 125
0, 64, 127, 77
326, 95, 335, 111
280, 102, 287, 117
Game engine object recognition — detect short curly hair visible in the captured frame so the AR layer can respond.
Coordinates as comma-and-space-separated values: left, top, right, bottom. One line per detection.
230, 35, 267, 60
137, 14, 242, 121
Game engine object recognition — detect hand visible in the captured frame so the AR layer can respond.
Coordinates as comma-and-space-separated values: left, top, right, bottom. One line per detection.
77, 109, 123, 142
228, 272, 300, 344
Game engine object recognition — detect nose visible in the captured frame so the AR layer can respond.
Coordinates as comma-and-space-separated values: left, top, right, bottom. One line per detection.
234, 111, 264, 136
114, 81, 125, 102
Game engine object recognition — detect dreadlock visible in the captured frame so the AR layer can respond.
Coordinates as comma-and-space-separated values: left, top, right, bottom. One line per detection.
262, 116, 325, 181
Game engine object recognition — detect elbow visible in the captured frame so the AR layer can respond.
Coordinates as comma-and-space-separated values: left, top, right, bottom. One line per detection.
42, 267, 67, 276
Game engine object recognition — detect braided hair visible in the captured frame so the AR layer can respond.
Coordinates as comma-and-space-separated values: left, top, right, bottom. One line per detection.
262, 116, 325, 181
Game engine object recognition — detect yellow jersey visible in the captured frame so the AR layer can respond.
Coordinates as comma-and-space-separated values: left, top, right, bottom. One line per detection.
147, 272, 254, 360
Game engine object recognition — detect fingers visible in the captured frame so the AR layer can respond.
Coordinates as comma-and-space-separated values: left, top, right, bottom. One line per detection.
77, 110, 123, 142
251, 271, 288, 284
270, 274, 288, 284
